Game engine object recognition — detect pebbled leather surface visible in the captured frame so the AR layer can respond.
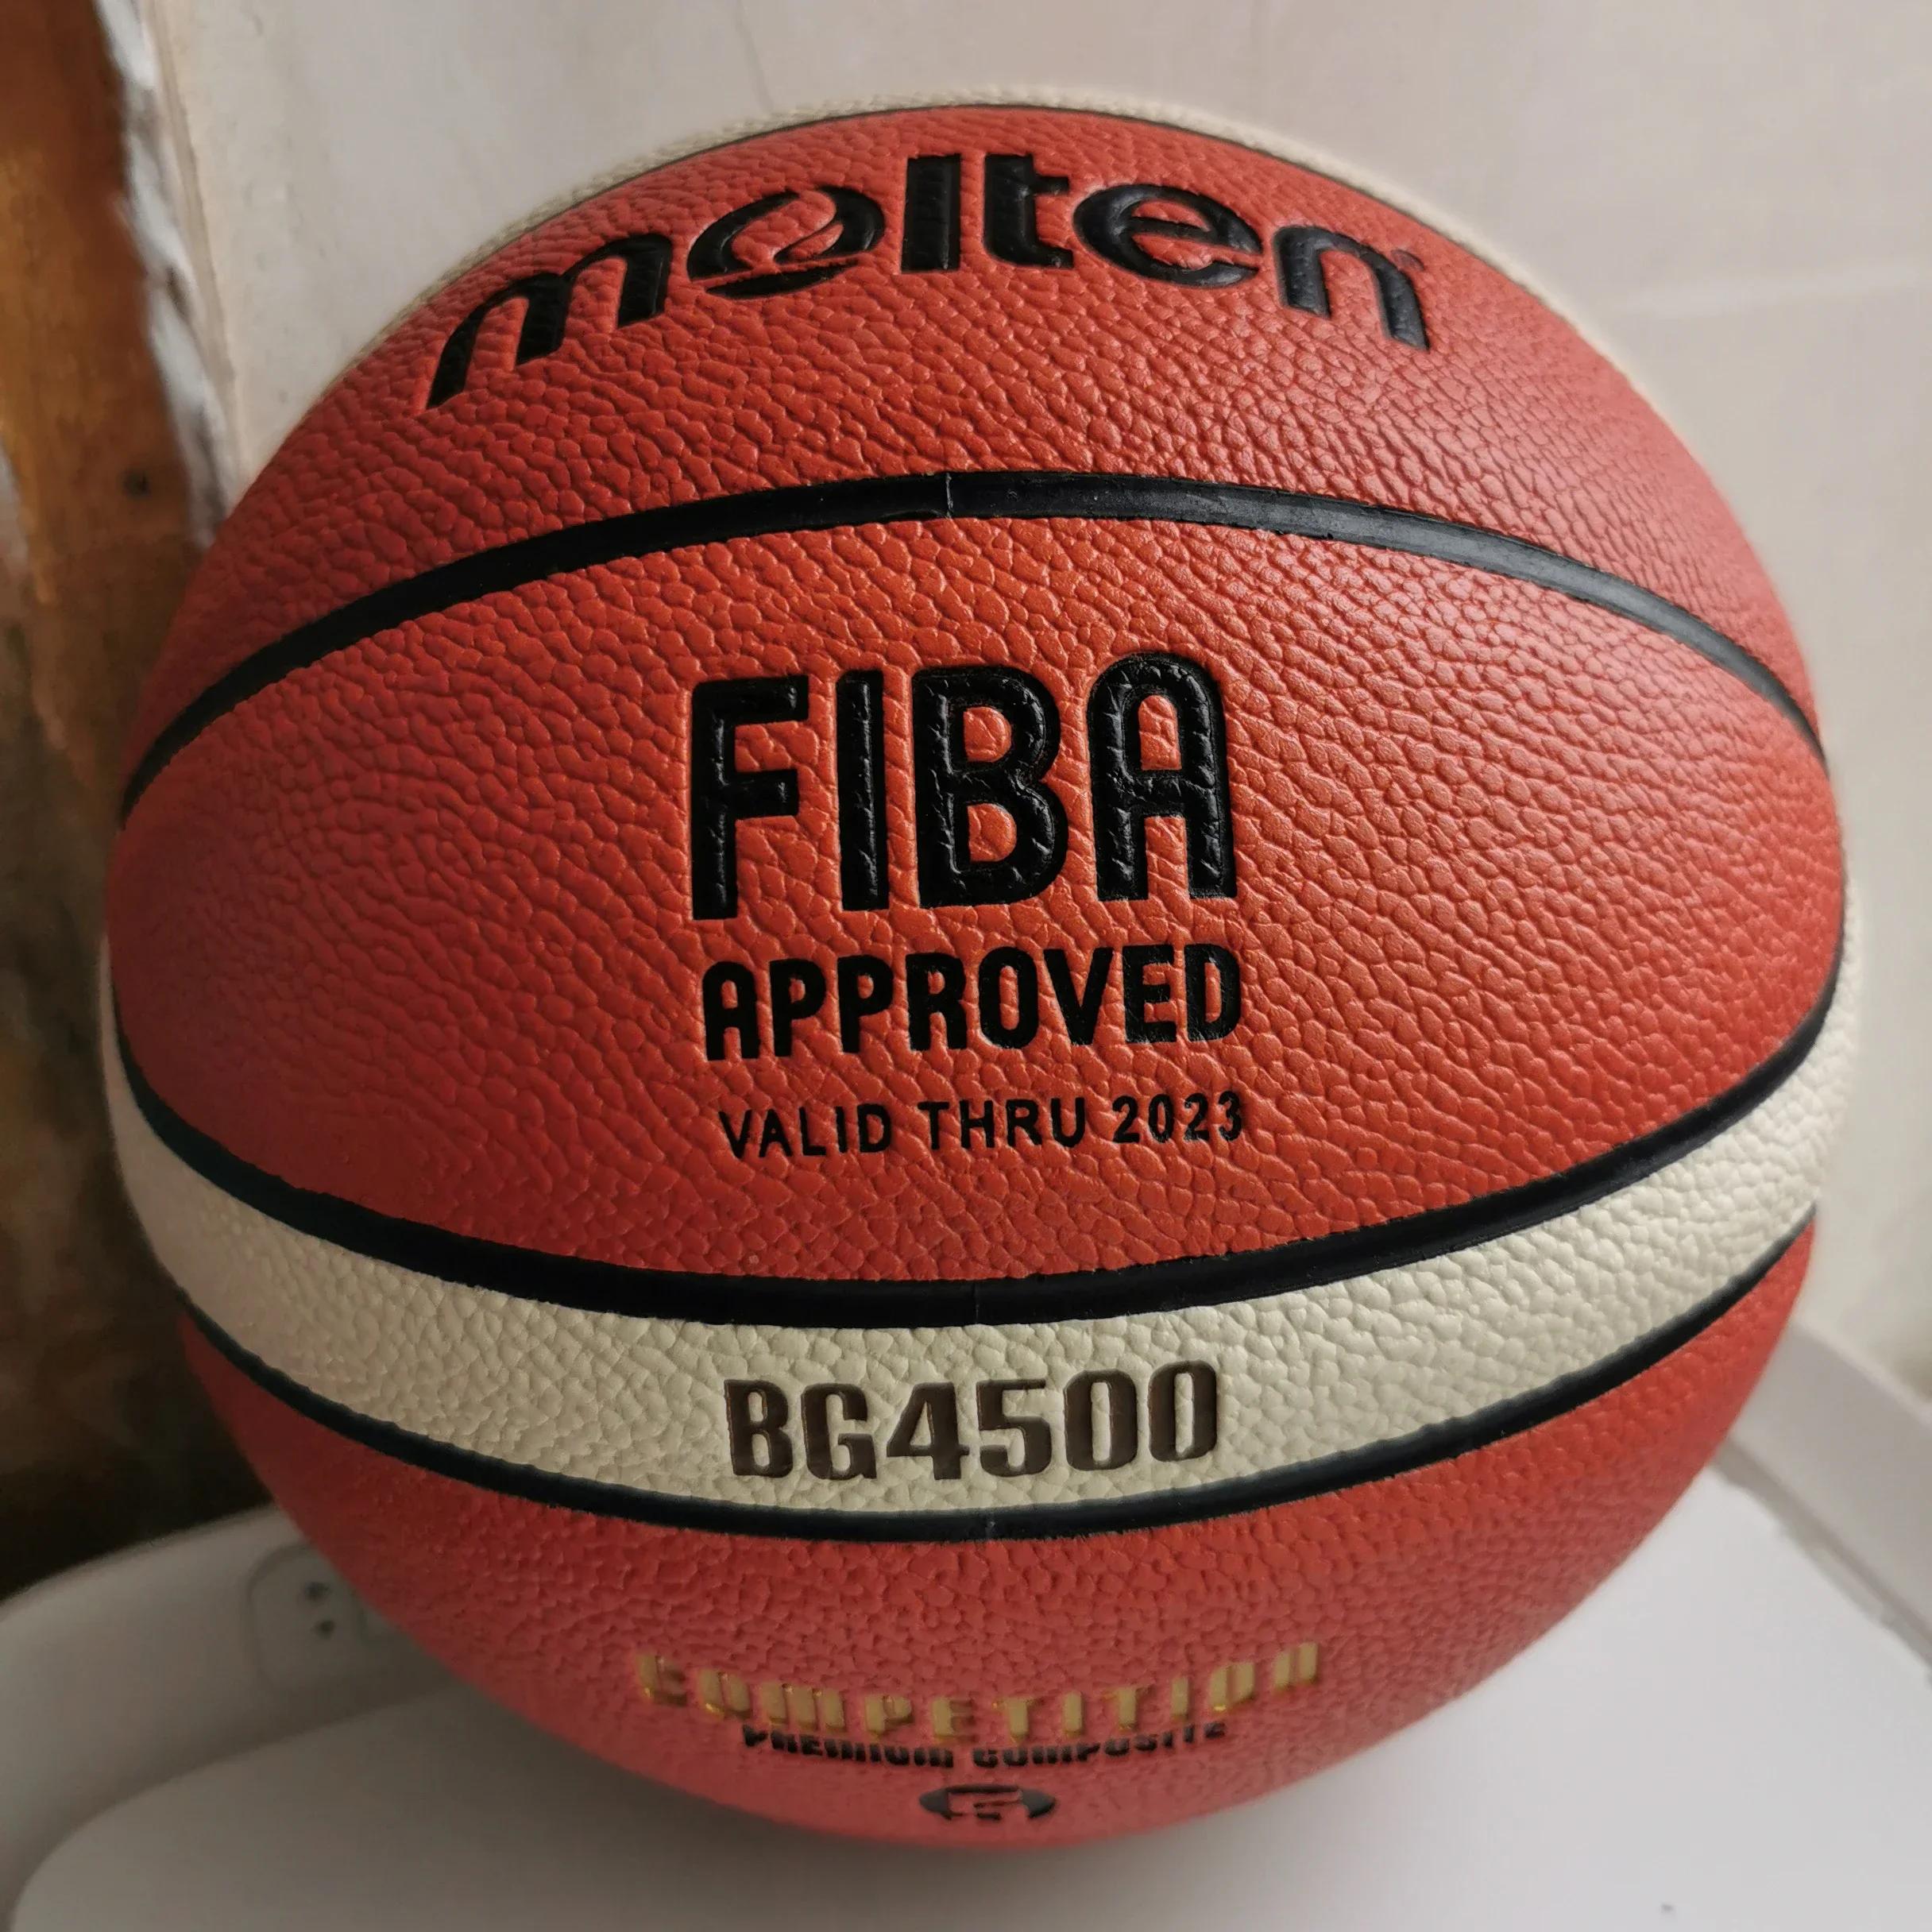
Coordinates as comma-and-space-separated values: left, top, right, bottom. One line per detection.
110, 956, 1851, 1512
188, 1231, 1812, 1845
122, 106, 1818, 768
104, 107, 1849, 1838
110, 527, 1839, 1282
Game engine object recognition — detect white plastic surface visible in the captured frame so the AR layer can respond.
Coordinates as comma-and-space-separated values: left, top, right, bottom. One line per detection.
0, 1511, 443, 1911
13, 1473, 1932, 1930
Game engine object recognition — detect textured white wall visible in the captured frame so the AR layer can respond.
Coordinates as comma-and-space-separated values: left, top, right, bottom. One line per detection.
139, 0, 1932, 1383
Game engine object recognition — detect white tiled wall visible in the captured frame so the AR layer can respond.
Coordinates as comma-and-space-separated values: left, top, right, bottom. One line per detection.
135, 0, 1932, 1384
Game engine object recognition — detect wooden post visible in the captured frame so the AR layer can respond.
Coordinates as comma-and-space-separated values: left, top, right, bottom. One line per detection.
0, 0, 254, 1592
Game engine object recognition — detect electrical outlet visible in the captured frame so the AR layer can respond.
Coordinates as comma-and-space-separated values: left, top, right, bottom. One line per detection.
245, 1544, 401, 1691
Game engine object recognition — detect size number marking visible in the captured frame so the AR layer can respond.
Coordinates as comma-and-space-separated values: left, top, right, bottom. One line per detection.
724, 1363, 1220, 1482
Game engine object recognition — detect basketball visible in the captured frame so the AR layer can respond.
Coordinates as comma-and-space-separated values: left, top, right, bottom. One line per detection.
104, 104, 1849, 1844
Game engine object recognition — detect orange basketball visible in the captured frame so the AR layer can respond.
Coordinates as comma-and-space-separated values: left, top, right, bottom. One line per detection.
106, 106, 1848, 1843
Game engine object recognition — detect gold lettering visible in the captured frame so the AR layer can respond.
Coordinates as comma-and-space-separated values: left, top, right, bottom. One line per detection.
632, 1652, 687, 1706
784, 1683, 844, 1732
1269, 1643, 1321, 1692
1208, 1660, 1257, 1713
999, 1694, 1037, 1741
862, 1692, 914, 1739
652, 1642, 1323, 1737
930, 1694, 976, 1740
697, 1668, 754, 1721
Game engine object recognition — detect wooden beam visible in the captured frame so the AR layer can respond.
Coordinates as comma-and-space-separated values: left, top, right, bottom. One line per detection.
0, 0, 254, 1593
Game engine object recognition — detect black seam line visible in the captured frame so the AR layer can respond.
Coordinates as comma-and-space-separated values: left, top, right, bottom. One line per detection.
119, 469, 1821, 817
180, 1219, 1808, 1544
114, 942, 1838, 1331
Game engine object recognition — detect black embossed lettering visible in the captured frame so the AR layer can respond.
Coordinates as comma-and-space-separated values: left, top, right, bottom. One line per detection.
835, 669, 890, 910
690, 676, 806, 919
983, 154, 1072, 268
902, 154, 963, 271
1074, 184, 1259, 287
1088, 655, 1235, 901
912, 667, 1068, 906
1274, 225, 1428, 347
427, 233, 670, 407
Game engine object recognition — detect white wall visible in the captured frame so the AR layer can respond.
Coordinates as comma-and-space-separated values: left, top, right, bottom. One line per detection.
135, 0, 1932, 1383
